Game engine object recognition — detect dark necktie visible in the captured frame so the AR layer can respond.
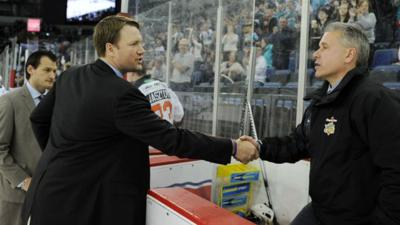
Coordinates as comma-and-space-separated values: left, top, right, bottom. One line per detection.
37, 95, 44, 104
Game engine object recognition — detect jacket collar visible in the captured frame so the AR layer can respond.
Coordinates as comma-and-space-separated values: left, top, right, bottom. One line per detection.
304, 66, 368, 106
94, 59, 118, 77
99, 58, 123, 78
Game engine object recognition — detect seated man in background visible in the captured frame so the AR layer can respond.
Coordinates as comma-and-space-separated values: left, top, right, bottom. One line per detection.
170, 38, 195, 91
220, 51, 245, 82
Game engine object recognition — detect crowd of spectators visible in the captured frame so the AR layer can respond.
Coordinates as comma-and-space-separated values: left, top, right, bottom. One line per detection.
139, 0, 400, 91
2, 0, 400, 92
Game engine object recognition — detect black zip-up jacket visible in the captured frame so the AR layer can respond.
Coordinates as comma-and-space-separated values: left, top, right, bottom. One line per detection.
260, 67, 400, 225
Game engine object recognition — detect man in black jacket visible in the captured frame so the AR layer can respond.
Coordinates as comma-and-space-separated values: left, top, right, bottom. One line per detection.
242, 22, 400, 225
21, 15, 259, 225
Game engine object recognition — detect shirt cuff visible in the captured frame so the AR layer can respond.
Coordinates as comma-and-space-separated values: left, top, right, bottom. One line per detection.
17, 180, 24, 189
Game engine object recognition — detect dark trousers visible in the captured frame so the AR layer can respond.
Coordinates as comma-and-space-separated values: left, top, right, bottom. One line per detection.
290, 203, 320, 225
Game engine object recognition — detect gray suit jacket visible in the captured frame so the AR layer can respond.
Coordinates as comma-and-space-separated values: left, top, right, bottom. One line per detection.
0, 84, 42, 203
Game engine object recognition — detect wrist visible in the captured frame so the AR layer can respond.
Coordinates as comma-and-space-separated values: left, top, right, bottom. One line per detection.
232, 140, 238, 157
256, 140, 263, 152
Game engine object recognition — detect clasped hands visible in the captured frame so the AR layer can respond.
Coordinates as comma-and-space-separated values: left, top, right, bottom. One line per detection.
234, 135, 260, 164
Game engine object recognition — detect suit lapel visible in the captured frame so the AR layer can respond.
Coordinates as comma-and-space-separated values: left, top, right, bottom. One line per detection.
21, 84, 35, 113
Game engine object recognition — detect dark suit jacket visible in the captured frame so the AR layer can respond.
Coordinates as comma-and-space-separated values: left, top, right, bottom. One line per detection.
22, 59, 232, 225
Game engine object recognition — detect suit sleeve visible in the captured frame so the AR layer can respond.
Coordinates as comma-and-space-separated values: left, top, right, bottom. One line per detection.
0, 95, 29, 188
259, 107, 311, 163
352, 90, 400, 225
30, 83, 56, 150
113, 87, 232, 165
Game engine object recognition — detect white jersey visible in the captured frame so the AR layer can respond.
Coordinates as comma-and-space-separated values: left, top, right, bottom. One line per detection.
137, 78, 184, 124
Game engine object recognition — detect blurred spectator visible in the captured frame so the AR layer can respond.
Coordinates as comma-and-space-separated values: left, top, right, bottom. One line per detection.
348, 6, 358, 22
190, 32, 203, 64
312, 0, 328, 16
355, 0, 377, 44
242, 23, 259, 48
260, 37, 273, 69
340, 0, 351, 6
154, 38, 165, 55
350, 0, 358, 8
255, 3, 266, 24
336, 4, 351, 22
323, 0, 340, 19
285, 1, 300, 30
310, 19, 322, 50
270, 17, 296, 69
316, 7, 332, 32
172, 25, 184, 53
261, 8, 278, 34
275, 3, 287, 19
171, 38, 195, 90
242, 46, 251, 77
370, 0, 396, 42
199, 23, 214, 48
254, 46, 267, 83
189, 32, 204, 85
220, 51, 245, 81
149, 57, 166, 81
222, 24, 239, 53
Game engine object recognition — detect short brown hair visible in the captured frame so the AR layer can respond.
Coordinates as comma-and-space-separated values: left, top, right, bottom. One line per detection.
25, 50, 57, 80
93, 15, 140, 57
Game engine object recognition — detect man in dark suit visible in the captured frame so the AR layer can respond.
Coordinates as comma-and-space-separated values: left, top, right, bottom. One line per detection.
21, 15, 258, 225
0, 50, 57, 225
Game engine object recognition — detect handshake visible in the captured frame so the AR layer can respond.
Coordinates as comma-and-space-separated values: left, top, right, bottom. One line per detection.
233, 136, 261, 164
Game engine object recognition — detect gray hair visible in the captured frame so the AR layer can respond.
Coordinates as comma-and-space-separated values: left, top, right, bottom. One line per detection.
324, 22, 370, 67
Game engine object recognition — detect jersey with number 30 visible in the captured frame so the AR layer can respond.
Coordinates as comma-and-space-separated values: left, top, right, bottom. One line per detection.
136, 78, 184, 124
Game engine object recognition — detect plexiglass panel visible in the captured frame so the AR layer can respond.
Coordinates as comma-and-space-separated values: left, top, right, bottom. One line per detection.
258, 0, 301, 137
131, 0, 302, 138
214, 0, 255, 138
222, 1, 301, 137
135, 2, 169, 81
169, 0, 219, 135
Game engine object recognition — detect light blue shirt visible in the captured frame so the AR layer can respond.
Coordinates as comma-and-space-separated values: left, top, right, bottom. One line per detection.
327, 78, 342, 94
26, 81, 47, 106
17, 81, 47, 188
100, 58, 123, 78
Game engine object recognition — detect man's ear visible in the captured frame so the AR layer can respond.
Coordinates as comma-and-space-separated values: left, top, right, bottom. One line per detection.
26, 65, 35, 78
344, 48, 357, 64
105, 43, 115, 57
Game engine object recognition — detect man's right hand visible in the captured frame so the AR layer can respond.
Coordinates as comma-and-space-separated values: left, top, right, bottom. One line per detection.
235, 140, 259, 164
239, 135, 259, 150
22, 177, 32, 192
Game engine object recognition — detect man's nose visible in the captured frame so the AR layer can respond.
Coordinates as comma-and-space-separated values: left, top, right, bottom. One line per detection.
138, 45, 145, 55
312, 50, 319, 59
50, 71, 57, 79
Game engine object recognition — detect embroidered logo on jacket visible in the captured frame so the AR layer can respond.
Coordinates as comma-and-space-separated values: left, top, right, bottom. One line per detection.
324, 117, 337, 136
